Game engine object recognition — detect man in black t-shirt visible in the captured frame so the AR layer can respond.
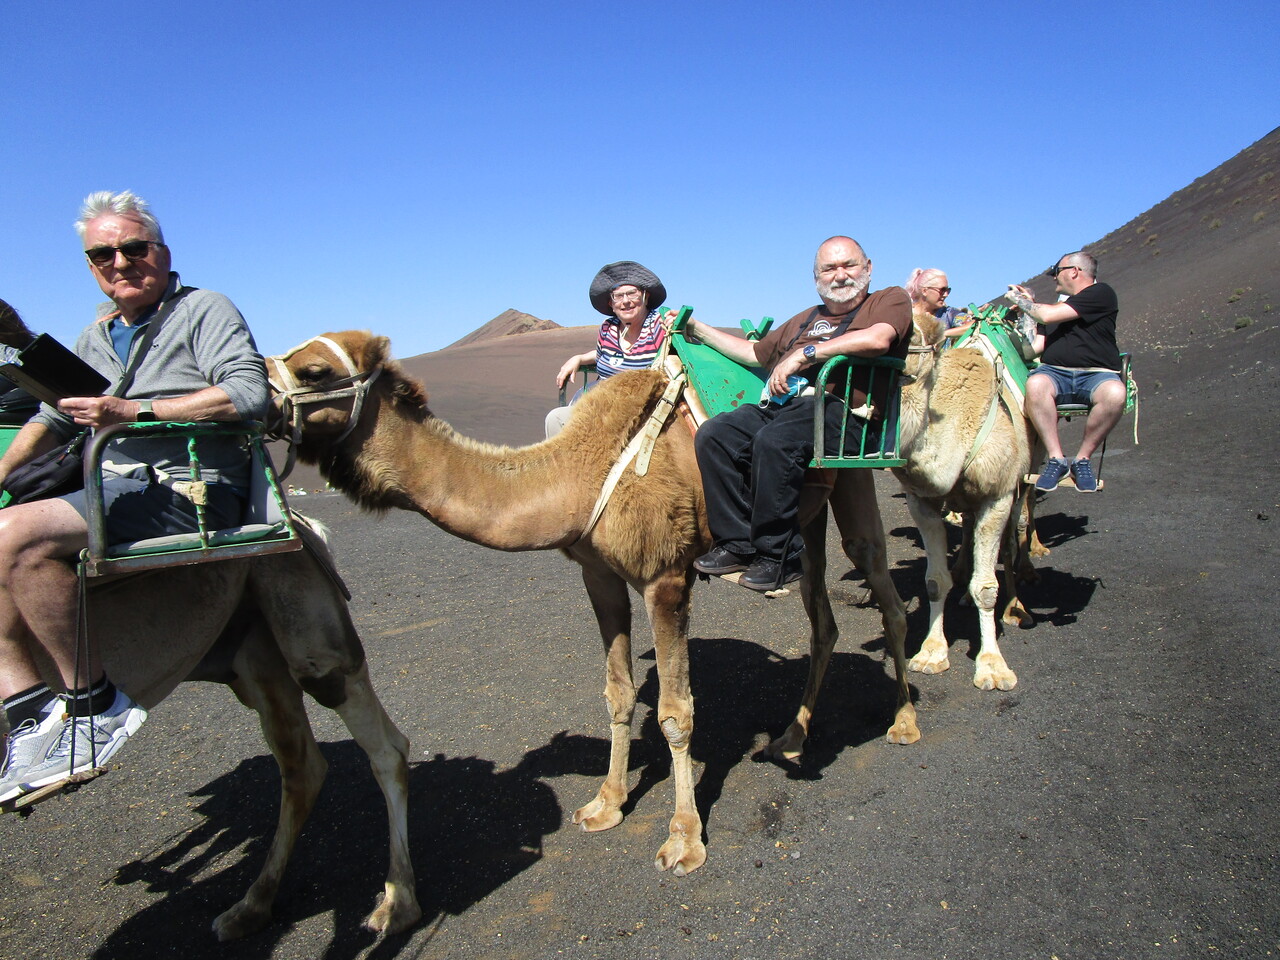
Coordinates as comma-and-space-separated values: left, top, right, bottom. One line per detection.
1006, 251, 1125, 494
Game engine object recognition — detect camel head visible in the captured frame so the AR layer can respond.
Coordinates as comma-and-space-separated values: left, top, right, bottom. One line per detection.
268, 331, 428, 437
905, 314, 947, 382
266, 330, 432, 488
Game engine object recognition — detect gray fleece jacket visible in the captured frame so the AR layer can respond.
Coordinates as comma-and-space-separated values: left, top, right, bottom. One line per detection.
33, 274, 269, 488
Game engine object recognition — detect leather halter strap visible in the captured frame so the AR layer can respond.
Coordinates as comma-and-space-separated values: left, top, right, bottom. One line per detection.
265, 336, 383, 480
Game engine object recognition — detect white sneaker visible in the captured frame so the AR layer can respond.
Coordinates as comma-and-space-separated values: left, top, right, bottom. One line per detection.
0, 691, 147, 804
0, 704, 66, 804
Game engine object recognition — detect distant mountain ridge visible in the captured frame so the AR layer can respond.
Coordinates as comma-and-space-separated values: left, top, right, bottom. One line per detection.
446, 308, 561, 348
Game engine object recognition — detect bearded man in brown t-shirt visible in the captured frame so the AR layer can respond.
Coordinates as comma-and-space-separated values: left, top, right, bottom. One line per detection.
682, 236, 913, 591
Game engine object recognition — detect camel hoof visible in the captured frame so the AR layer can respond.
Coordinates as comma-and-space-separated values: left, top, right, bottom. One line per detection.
1002, 602, 1034, 628
885, 705, 920, 745
762, 723, 807, 762
573, 799, 623, 833
974, 661, 1017, 691
655, 834, 706, 876
364, 886, 423, 936
908, 653, 950, 675
213, 900, 272, 942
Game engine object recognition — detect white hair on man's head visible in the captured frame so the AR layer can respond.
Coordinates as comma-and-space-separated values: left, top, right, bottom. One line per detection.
75, 190, 165, 244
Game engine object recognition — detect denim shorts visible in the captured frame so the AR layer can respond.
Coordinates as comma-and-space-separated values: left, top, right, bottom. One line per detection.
60, 472, 245, 543
1030, 364, 1122, 406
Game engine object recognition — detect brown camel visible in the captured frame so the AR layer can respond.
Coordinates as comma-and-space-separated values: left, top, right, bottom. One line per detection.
267, 332, 922, 873
892, 315, 1035, 689
5, 521, 420, 940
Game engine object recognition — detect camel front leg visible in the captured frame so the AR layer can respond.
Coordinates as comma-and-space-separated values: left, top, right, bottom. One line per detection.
764, 504, 836, 761
832, 472, 917, 745
644, 567, 704, 876
332, 663, 422, 935
1001, 490, 1035, 628
969, 494, 1018, 691
573, 563, 635, 834
214, 628, 327, 941
904, 493, 954, 679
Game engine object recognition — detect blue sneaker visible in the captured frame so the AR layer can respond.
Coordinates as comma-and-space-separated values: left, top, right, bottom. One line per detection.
1035, 457, 1071, 493
1071, 457, 1098, 493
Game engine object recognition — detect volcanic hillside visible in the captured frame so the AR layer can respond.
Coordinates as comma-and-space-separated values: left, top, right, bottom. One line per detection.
280, 126, 1278, 491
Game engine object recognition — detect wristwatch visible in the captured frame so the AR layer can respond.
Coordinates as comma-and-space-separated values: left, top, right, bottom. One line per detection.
135, 399, 158, 422
803, 344, 817, 362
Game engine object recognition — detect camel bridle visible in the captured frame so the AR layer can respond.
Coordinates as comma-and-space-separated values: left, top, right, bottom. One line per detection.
266, 335, 384, 480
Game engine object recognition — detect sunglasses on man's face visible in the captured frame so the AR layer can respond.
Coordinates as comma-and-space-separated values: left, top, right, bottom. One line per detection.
926, 286, 952, 295
84, 240, 162, 267
1046, 263, 1077, 279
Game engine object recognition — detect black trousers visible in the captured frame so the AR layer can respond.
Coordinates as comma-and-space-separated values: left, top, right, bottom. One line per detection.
694, 395, 878, 561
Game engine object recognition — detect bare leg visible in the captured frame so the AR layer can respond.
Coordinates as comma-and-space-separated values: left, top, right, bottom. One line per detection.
1075, 380, 1127, 461
572, 563, 635, 833
0, 499, 95, 697
1025, 373, 1063, 461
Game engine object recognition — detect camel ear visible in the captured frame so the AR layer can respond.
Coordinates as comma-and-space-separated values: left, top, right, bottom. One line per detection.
362, 334, 392, 370
916, 315, 945, 346
392, 372, 428, 409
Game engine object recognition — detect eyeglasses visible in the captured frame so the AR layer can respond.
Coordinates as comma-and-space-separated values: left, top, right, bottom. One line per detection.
84, 240, 163, 267
1047, 263, 1078, 279
610, 290, 644, 304
925, 286, 952, 295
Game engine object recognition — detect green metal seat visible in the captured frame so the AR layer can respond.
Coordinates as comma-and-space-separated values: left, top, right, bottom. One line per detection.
79, 421, 302, 578
666, 306, 905, 469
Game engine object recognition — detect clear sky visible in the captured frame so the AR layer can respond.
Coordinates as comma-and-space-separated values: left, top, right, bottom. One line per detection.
3, 1, 1276, 359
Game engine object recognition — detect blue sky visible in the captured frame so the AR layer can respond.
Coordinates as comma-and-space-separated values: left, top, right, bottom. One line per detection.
3, 1, 1276, 358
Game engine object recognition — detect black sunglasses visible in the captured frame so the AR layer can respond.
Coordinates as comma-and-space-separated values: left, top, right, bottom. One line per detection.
1046, 263, 1077, 279
84, 240, 162, 267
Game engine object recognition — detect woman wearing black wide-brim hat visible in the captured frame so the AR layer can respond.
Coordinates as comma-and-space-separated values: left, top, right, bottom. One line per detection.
544, 260, 671, 438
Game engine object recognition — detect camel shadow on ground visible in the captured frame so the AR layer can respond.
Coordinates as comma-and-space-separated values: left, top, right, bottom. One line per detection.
96, 743, 562, 960
486, 633, 912, 843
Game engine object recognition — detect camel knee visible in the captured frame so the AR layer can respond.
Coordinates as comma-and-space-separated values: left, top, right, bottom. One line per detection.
926, 572, 952, 603
969, 579, 999, 612
604, 688, 636, 725
660, 715, 692, 751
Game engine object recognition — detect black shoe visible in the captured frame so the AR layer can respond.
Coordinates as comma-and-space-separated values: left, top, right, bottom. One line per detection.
739, 555, 804, 592
693, 545, 754, 575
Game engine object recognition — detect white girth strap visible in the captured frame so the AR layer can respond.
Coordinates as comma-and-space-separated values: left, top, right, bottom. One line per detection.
579, 371, 687, 542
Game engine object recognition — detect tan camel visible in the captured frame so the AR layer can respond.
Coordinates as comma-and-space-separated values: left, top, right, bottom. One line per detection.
8, 523, 420, 940
892, 315, 1035, 689
267, 332, 922, 873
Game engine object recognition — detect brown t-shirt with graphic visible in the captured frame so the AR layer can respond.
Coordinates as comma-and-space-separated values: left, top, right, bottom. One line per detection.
756, 286, 913, 418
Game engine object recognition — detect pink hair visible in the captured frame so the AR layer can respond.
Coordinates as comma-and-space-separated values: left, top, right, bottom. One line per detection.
905, 267, 947, 303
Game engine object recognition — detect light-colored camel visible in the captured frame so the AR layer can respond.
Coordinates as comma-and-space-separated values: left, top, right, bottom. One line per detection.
9, 522, 420, 940
267, 332, 921, 873
892, 315, 1035, 690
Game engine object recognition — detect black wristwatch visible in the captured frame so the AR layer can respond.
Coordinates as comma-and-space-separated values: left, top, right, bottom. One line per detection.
803, 344, 817, 362
135, 399, 158, 422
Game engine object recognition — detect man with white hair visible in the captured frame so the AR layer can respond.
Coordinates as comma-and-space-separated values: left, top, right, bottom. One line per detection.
680, 236, 912, 591
0, 190, 268, 803
1006, 251, 1124, 494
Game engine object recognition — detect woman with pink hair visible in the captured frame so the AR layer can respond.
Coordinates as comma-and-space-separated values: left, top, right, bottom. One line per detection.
905, 268, 971, 339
